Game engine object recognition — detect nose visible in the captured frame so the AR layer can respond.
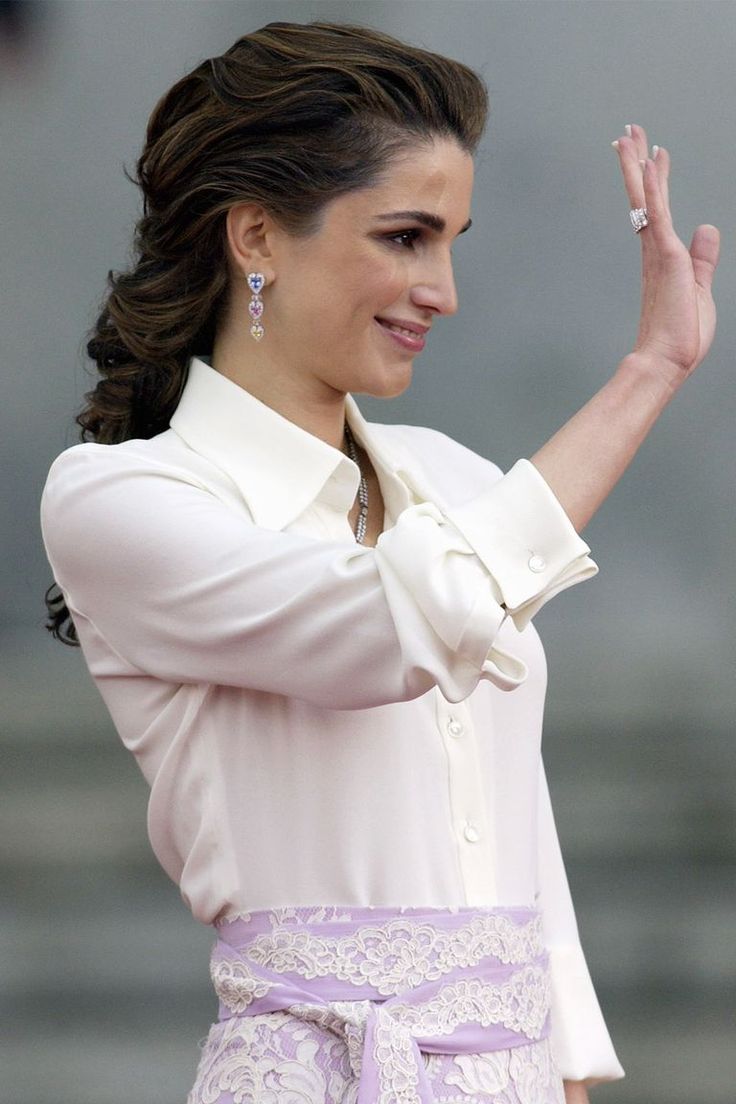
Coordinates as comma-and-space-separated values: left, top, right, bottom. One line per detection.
409, 252, 459, 317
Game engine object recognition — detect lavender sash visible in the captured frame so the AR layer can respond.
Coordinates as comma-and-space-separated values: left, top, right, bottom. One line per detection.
210, 905, 551, 1104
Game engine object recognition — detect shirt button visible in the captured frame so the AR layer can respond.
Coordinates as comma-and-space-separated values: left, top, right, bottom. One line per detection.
463, 822, 480, 843
528, 553, 546, 573
447, 719, 464, 738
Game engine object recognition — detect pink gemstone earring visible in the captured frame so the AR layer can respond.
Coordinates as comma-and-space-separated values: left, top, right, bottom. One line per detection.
247, 272, 265, 341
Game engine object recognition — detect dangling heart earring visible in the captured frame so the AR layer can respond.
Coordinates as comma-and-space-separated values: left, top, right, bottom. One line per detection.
247, 272, 266, 341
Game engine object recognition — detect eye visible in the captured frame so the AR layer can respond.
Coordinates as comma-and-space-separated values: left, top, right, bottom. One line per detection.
386, 228, 421, 250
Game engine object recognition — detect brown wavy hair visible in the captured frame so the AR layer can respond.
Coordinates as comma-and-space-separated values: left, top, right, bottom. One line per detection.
45, 19, 488, 645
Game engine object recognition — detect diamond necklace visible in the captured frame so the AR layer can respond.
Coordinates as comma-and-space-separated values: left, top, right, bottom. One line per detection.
342, 422, 369, 544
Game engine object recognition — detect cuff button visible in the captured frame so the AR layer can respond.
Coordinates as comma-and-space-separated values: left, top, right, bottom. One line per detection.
528, 554, 546, 573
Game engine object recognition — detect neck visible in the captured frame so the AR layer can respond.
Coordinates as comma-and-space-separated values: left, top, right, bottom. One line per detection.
211, 334, 347, 450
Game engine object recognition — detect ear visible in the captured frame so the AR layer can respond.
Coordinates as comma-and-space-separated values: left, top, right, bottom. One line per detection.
224, 203, 278, 283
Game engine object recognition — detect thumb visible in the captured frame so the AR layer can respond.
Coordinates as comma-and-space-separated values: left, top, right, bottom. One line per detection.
690, 224, 720, 292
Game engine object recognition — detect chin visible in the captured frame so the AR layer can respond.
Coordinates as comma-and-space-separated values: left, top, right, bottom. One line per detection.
359, 366, 413, 400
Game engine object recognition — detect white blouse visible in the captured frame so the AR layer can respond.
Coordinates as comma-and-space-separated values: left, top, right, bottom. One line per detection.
40, 356, 624, 1084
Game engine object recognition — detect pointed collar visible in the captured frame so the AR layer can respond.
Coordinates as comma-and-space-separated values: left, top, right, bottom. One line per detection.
169, 356, 394, 530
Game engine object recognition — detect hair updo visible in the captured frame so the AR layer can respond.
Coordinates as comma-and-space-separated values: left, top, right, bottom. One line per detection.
45, 20, 488, 644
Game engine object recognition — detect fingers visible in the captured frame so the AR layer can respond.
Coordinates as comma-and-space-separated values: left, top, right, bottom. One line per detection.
689, 224, 721, 292
627, 122, 650, 162
641, 156, 669, 243
612, 123, 671, 221
613, 127, 646, 210
653, 144, 671, 221
611, 124, 720, 282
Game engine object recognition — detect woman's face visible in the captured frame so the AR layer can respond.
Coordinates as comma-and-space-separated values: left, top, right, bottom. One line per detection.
267, 137, 474, 401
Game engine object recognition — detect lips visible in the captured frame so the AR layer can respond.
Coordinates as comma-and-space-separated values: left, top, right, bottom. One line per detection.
375, 317, 430, 337
375, 316, 427, 353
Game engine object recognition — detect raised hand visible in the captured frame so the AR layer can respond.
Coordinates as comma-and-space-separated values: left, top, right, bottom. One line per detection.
612, 123, 720, 390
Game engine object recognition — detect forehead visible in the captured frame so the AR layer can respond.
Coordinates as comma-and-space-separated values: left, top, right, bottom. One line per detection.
334, 139, 474, 227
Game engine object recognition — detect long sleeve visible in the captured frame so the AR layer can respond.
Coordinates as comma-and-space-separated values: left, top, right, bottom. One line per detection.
536, 758, 625, 1084
40, 441, 595, 710
38, 381, 609, 940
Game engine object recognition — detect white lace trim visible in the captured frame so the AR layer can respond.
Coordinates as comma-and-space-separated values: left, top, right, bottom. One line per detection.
390, 965, 551, 1042
187, 1007, 563, 1104
214, 912, 543, 1008
203, 910, 553, 1104
372, 965, 551, 1104
373, 1008, 421, 1103
208, 962, 549, 1104
286, 999, 372, 1079
210, 954, 272, 1015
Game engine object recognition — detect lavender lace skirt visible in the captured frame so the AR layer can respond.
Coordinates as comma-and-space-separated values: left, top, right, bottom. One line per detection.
187, 905, 566, 1104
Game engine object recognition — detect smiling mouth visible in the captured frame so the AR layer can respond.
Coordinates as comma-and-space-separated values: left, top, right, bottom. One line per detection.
375, 317, 430, 338
377, 320, 421, 338
374, 318, 427, 354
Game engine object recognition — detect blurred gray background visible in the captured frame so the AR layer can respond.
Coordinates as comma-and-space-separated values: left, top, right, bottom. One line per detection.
2, 1, 734, 1102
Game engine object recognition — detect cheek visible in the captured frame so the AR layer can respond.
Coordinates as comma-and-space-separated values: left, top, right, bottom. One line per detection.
341, 253, 407, 318
277, 243, 407, 334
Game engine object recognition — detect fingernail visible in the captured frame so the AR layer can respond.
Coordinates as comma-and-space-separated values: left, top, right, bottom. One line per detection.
611, 139, 620, 150
639, 159, 646, 168
652, 145, 660, 159
625, 124, 633, 137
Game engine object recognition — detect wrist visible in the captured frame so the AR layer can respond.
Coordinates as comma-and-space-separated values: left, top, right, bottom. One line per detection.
563, 1080, 591, 1104
616, 350, 685, 407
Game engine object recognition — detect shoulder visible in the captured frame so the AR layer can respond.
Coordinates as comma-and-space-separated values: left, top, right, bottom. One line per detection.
42, 431, 226, 504
40, 432, 239, 557
366, 421, 505, 508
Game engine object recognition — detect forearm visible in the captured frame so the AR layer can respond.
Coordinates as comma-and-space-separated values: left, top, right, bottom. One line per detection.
531, 352, 676, 533
564, 1080, 591, 1104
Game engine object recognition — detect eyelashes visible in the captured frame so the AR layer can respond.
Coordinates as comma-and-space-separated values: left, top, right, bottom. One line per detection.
386, 228, 422, 250
383, 228, 459, 254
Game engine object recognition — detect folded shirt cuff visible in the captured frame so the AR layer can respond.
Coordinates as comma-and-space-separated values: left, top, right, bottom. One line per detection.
445, 459, 599, 631
548, 943, 626, 1084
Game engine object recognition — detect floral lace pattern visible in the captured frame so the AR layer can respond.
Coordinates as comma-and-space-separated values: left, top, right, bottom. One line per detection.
187, 1007, 565, 1104
210, 955, 272, 1015
286, 1000, 371, 1079
215, 911, 544, 1008
389, 966, 551, 1042
193, 905, 558, 1104
372, 1008, 420, 1103
370, 964, 550, 1104
198, 963, 552, 1104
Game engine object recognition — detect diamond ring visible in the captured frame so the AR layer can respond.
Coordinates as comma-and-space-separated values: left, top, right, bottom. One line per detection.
630, 207, 648, 233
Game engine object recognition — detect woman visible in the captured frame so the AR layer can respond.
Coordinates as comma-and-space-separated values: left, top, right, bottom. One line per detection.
40, 20, 719, 1104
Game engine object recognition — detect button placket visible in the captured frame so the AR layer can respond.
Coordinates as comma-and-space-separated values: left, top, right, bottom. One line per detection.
434, 690, 497, 904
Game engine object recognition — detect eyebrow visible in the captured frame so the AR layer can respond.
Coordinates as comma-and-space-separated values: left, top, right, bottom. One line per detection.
372, 210, 473, 235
